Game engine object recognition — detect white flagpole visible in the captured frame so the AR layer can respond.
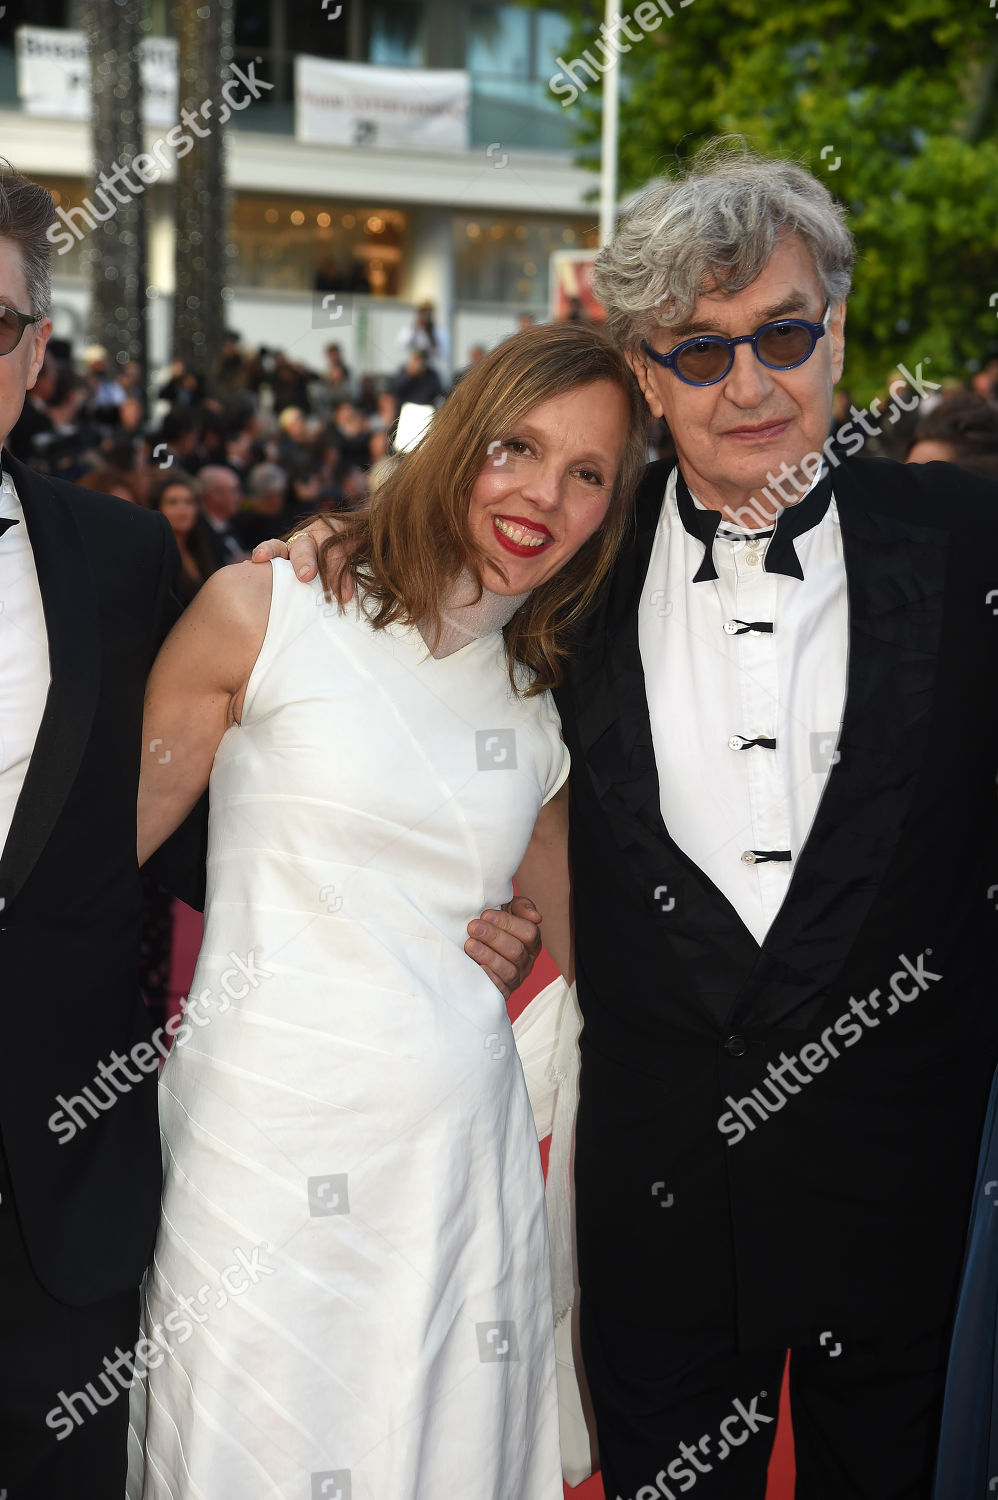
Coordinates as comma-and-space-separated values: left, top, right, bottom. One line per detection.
599, 0, 622, 246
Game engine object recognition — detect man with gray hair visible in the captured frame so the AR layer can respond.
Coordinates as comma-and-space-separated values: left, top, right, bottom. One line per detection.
264, 143, 998, 1496
555, 144, 998, 1498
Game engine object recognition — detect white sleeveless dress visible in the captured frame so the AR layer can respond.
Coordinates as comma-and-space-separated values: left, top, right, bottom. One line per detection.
126, 560, 567, 1499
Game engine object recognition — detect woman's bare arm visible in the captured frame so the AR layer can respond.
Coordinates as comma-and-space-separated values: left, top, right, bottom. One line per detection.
137, 562, 271, 864
509, 781, 573, 984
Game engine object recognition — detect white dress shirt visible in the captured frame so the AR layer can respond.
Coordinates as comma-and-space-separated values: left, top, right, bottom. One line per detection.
0, 465, 51, 856
638, 467, 849, 944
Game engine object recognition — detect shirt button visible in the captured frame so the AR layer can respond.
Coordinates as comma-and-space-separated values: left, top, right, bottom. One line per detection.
741, 851, 757, 864
745, 553, 759, 567
746, 537, 760, 549
724, 1034, 749, 1057
728, 736, 744, 750
723, 620, 739, 635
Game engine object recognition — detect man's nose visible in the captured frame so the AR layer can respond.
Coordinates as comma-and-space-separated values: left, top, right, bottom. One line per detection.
721, 341, 775, 407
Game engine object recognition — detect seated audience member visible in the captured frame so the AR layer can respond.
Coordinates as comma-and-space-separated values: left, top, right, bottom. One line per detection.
277, 406, 315, 469
905, 389, 998, 477
452, 344, 486, 386
231, 460, 291, 553
392, 349, 444, 408
397, 299, 448, 367
285, 462, 323, 528
157, 356, 204, 408
323, 343, 354, 404
82, 345, 128, 430
195, 464, 246, 568
213, 330, 249, 403
7, 349, 57, 463
149, 408, 203, 473
148, 469, 216, 605
332, 402, 374, 472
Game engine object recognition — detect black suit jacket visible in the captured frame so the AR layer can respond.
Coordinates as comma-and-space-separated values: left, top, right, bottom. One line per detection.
0, 452, 181, 1305
557, 455, 998, 1347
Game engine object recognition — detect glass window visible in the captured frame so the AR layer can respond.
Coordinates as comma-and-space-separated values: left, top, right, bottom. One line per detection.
535, 12, 573, 75
467, 7, 530, 80
231, 193, 408, 297
466, 7, 576, 151
366, 1, 425, 68
453, 212, 599, 306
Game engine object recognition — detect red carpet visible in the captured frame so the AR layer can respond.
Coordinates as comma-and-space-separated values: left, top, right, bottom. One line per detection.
167, 905, 797, 1497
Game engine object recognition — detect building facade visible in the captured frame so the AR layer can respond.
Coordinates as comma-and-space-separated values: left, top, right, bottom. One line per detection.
0, 1, 599, 379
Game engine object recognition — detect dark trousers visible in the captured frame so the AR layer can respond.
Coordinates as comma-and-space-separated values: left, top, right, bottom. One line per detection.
0, 1139, 139, 1499
581, 1302, 951, 1500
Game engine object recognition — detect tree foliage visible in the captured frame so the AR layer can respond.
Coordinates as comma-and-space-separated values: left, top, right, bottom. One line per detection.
534, 0, 998, 401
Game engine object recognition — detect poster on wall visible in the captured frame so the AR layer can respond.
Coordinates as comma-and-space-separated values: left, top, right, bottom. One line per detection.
549, 250, 606, 322
296, 55, 470, 152
15, 26, 178, 125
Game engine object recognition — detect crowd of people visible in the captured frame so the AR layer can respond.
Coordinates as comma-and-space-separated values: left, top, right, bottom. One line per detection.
9, 292, 997, 625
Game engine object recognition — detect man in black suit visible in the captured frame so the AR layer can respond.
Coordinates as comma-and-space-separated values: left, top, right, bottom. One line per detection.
554, 149, 998, 1499
0, 166, 183, 1498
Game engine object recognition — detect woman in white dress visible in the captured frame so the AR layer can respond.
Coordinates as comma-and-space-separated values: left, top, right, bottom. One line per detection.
127, 322, 648, 1500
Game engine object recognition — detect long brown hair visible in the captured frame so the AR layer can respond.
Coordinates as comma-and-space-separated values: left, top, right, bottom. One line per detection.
317, 321, 648, 694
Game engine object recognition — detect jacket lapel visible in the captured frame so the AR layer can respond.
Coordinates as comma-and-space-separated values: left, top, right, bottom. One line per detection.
567, 456, 950, 1028
745, 461, 949, 1026
0, 456, 102, 909
565, 463, 761, 1015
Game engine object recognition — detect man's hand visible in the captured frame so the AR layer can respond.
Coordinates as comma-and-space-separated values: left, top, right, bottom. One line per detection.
465, 895, 543, 1000
251, 517, 355, 599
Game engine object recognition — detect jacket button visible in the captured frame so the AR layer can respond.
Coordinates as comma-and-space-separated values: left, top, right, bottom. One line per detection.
724, 1034, 749, 1057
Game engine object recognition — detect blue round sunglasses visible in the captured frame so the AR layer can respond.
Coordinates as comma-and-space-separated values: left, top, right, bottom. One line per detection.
641, 302, 831, 387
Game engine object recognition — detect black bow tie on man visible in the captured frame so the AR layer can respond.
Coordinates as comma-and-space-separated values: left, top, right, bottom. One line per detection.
674, 465, 834, 582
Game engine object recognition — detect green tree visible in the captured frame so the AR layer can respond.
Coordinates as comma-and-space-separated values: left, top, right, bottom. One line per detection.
537, 0, 998, 401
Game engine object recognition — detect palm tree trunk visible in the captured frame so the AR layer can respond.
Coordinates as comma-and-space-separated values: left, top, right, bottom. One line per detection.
171, 0, 234, 389
80, 0, 148, 388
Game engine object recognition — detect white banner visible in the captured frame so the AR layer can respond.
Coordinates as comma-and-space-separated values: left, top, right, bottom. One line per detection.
15, 26, 178, 127
295, 56, 469, 152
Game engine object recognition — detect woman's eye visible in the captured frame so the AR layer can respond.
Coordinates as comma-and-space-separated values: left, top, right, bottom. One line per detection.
503, 439, 531, 455
573, 468, 605, 487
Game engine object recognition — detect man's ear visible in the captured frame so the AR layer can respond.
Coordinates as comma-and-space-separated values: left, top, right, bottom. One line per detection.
25, 318, 52, 392
626, 347, 665, 420
829, 300, 846, 386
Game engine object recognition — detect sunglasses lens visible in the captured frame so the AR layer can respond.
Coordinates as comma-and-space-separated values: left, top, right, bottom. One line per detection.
757, 322, 814, 368
0, 307, 22, 354
674, 338, 731, 384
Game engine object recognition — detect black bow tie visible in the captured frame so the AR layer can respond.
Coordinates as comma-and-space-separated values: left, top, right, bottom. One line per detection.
674, 467, 833, 582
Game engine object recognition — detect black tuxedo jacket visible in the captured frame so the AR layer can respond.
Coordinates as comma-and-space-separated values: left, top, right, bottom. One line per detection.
0, 452, 181, 1305
557, 455, 998, 1348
